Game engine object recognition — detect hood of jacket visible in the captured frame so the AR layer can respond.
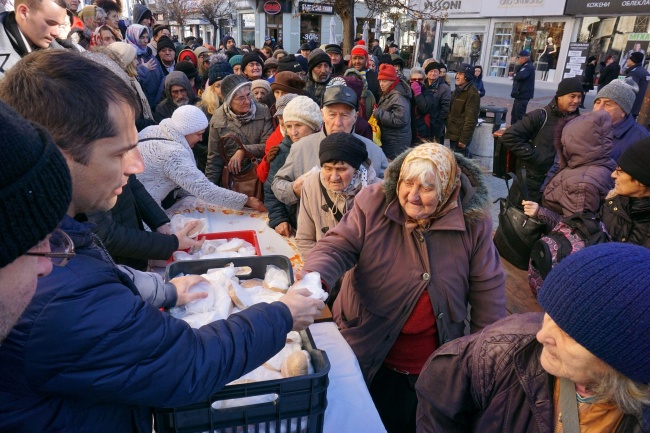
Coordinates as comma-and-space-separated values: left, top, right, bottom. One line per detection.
163, 71, 198, 103
384, 79, 411, 99
561, 110, 614, 169
382, 147, 490, 224
132, 4, 151, 26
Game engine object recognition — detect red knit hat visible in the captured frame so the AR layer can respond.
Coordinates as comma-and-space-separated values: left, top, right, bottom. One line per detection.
377, 63, 398, 81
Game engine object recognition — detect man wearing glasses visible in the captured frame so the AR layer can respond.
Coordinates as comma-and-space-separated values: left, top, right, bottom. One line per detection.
0, 101, 73, 342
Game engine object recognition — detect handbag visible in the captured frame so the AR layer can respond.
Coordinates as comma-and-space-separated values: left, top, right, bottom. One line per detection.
217, 134, 264, 201
493, 169, 546, 270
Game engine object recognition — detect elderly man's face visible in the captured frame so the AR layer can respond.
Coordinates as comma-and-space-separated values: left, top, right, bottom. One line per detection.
594, 97, 626, 125
170, 85, 189, 106
536, 314, 607, 387
159, 47, 175, 64
322, 104, 356, 134
328, 51, 342, 65
389, 46, 397, 54
226, 39, 235, 50
427, 68, 439, 81
312, 62, 331, 83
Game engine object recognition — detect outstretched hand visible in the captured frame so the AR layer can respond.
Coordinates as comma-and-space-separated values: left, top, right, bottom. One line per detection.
170, 275, 209, 306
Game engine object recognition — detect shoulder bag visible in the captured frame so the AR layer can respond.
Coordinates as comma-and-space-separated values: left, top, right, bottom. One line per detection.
217, 134, 264, 201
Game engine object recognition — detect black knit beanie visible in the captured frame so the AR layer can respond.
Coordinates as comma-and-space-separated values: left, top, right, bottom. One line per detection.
556, 76, 584, 97
241, 52, 264, 71
308, 49, 332, 76
277, 54, 303, 73
208, 53, 233, 84
618, 137, 650, 186
156, 36, 175, 53
0, 101, 72, 267
319, 132, 368, 169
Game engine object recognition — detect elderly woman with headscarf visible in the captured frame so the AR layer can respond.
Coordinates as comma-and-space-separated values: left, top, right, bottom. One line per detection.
89, 25, 116, 48
125, 24, 165, 110
205, 74, 273, 186
302, 143, 506, 433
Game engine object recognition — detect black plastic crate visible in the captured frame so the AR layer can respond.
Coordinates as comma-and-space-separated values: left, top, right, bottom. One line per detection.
157, 256, 329, 433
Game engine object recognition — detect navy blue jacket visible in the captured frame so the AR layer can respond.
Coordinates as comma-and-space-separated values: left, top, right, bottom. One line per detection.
428, 77, 451, 139
511, 59, 535, 100
611, 114, 650, 161
0, 216, 292, 432
624, 63, 650, 116
473, 75, 486, 98
264, 135, 297, 229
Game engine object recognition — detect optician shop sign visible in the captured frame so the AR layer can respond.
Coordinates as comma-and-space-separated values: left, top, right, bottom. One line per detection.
565, 0, 650, 15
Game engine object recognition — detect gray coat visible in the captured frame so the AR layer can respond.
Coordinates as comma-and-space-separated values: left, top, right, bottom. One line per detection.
373, 80, 412, 159
205, 101, 273, 185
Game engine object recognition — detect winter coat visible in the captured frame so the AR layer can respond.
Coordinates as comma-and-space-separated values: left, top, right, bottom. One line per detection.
205, 101, 273, 185
511, 58, 535, 100
601, 193, 650, 248
538, 111, 616, 228
429, 77, 451, 139
295, 162, 380, 258
446, 82, 480, 145
583, 62, 596, 91
86, 175, 176, 271
136, 47, 165, 110
302, 150, 506, 383
257, 124, 284, 184
611, 114, 650, 161
411, 84, 436, 143
153, 71, 201, 123
264, 135, 297, 229
305, 76, 330, 106
624, 63, 650, 116
473, 75, 486, 97
0, 215, 292, 433
271, 130, 388, 206
132, 5, 152, 29
374, 80, 412, 159
598, 61, 621, 90
501, 98, 580, 205
137, 120, 248, 210
415, 313, 646, 433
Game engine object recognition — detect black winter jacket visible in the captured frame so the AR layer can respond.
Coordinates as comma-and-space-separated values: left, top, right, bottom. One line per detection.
601, 194, 650, 248
86, 175, 177, 271
624, 63, 650, 116
411, 84, 435, 143
264, 135, 297, 229
501, 99, 579, 205
511, 58, 535, 100
428, 78, 451, 139
598, 62, 621, 90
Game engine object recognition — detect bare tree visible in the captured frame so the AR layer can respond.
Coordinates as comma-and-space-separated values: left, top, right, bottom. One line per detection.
197, 0, 233, 46
156, 0, 195, 36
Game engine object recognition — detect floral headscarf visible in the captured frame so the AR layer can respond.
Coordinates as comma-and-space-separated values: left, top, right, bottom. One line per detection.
125, 24, 149, 55
398, 143, 461, 228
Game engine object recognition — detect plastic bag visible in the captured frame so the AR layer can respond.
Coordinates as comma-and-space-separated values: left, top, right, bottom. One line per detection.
368, 114, 382, 147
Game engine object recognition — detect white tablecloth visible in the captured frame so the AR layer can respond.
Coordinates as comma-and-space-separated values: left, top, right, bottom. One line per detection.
166, 198, 387, 433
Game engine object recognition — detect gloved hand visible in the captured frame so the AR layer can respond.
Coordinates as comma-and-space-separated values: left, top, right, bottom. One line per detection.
410, 81, 422, 96
265, 145, 280, 163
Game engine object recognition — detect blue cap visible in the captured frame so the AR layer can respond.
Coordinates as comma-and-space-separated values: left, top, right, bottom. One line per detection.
518, 50, 530, 57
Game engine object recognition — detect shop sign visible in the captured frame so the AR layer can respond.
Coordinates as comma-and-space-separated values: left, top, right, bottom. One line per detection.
562, 42, 589, 78
565, 0, 650, 15
263, 0, 282, 14
299, 2, 334, 14
479, 0, 566, 16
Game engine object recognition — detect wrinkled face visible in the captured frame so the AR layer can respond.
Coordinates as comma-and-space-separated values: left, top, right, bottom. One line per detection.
379, 79, 394, 94
284, 120, 314, 142
517, 56, 528, 66
244, 61, 262, 80
557, 92, 582, 114
455, 71, 467, 86
159, 47, 175, 64
351, 54, 366, 71
312, 62, 331, 83
155, 28, 171, 41
170, 85, 189, 106
274, 89, 287, 100
17, 0, 67, 49
66, 102, 143, 213
593, 97, 626, 125
226, 39, 235, 50
0, 237, 54, 342
427, 68, 439, 81
106, 10, 119, 29
612, 167, 650, 197
410, 73, 424, 84
252, 87, 268, 102
398, 173, 439, 220
322, 161, 355, 192
328, 52, 342, 65
536, 314, 607, 387
99, 29, 115, 46
230, 86, 252, 114
322, 104, 356, 134
233, 64, 242, 75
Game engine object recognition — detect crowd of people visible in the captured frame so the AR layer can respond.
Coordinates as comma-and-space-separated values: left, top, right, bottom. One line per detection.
0, 0, 649, 431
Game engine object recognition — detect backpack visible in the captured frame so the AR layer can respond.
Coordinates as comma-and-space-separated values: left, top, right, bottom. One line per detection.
528, 211, 610, 297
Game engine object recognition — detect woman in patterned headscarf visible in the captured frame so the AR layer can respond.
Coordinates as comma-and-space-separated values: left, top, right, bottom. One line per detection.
301, 142, 506, 433
125, 24, 165, 110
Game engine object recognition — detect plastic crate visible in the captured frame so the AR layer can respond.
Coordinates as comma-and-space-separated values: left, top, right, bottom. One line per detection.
154, 329, 328, 433
165, 255, 293, 282
167, 230, 262, 264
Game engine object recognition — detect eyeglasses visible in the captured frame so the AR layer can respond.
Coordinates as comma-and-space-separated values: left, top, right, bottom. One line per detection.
25, 228, 75, 267
233, 93, 252, 103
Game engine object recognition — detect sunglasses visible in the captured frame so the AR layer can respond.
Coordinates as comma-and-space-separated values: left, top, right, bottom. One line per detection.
410, 78, 424, 83
25, 228, 75, 267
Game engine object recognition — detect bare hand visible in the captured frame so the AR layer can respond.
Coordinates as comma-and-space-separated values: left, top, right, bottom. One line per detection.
292, 176, 305, 198
265, 145, 280, 163
140, 58, 157, 71
169, 275, 209, 306
522, 200, 539, 217
274, 222, 294, 237
175, 221, 205, 250
457, 142, 467, 149
279, 288, 325, 331
245, 196, 267, 212
156, 223, 172, 235
228, 149, 246, 174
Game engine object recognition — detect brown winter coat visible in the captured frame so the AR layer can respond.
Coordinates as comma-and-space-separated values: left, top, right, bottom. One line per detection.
446, 81, 480, 145
205, 101, 273, 185
303, 149, 506, 384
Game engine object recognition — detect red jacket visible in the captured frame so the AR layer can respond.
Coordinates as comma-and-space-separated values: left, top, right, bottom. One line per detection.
256, 125, 284, 184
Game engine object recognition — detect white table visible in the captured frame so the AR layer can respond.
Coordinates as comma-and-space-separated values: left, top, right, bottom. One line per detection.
165, 198, 387, 433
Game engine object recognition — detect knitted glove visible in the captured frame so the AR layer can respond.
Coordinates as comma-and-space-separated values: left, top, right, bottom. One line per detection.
410, 81, 422, 96
266, 145, 280, 163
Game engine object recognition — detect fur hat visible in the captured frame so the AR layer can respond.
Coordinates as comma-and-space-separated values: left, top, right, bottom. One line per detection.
319, 132, 368, 169
618, 137, 650, 186
378, 63, 398, 81
168, 105, 209, 136
596, 77, 639, 114
282, 95, 322, 131
271, 71, 306, 95
275, 93, 299, 118
221, 74, 251, 105
425, 61, 441, 75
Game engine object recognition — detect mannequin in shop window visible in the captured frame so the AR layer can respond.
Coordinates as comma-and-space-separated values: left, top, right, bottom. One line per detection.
539, 37, 557, 80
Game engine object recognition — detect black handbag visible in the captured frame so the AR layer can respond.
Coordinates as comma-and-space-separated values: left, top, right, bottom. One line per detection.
493, 169, 546, 270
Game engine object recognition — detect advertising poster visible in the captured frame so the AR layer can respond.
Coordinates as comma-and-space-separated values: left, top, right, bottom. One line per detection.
563, 42, 589, 79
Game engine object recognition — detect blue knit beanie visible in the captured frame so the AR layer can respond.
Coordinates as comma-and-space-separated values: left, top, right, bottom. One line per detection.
208, 53, 233, 84
538, 243, 650, 384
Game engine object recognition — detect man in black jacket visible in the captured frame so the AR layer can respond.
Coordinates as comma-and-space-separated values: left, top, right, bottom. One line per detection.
598, 55, 620, 91
425, 62, 451, 144
510, 50, 535, 125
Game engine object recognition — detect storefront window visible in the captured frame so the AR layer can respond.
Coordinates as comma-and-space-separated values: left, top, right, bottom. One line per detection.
417, 20, 438, 66
439, 21, 487, 71
241, 13, 255, 46
301, 14, 320, 47
266, 14, 282, 46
